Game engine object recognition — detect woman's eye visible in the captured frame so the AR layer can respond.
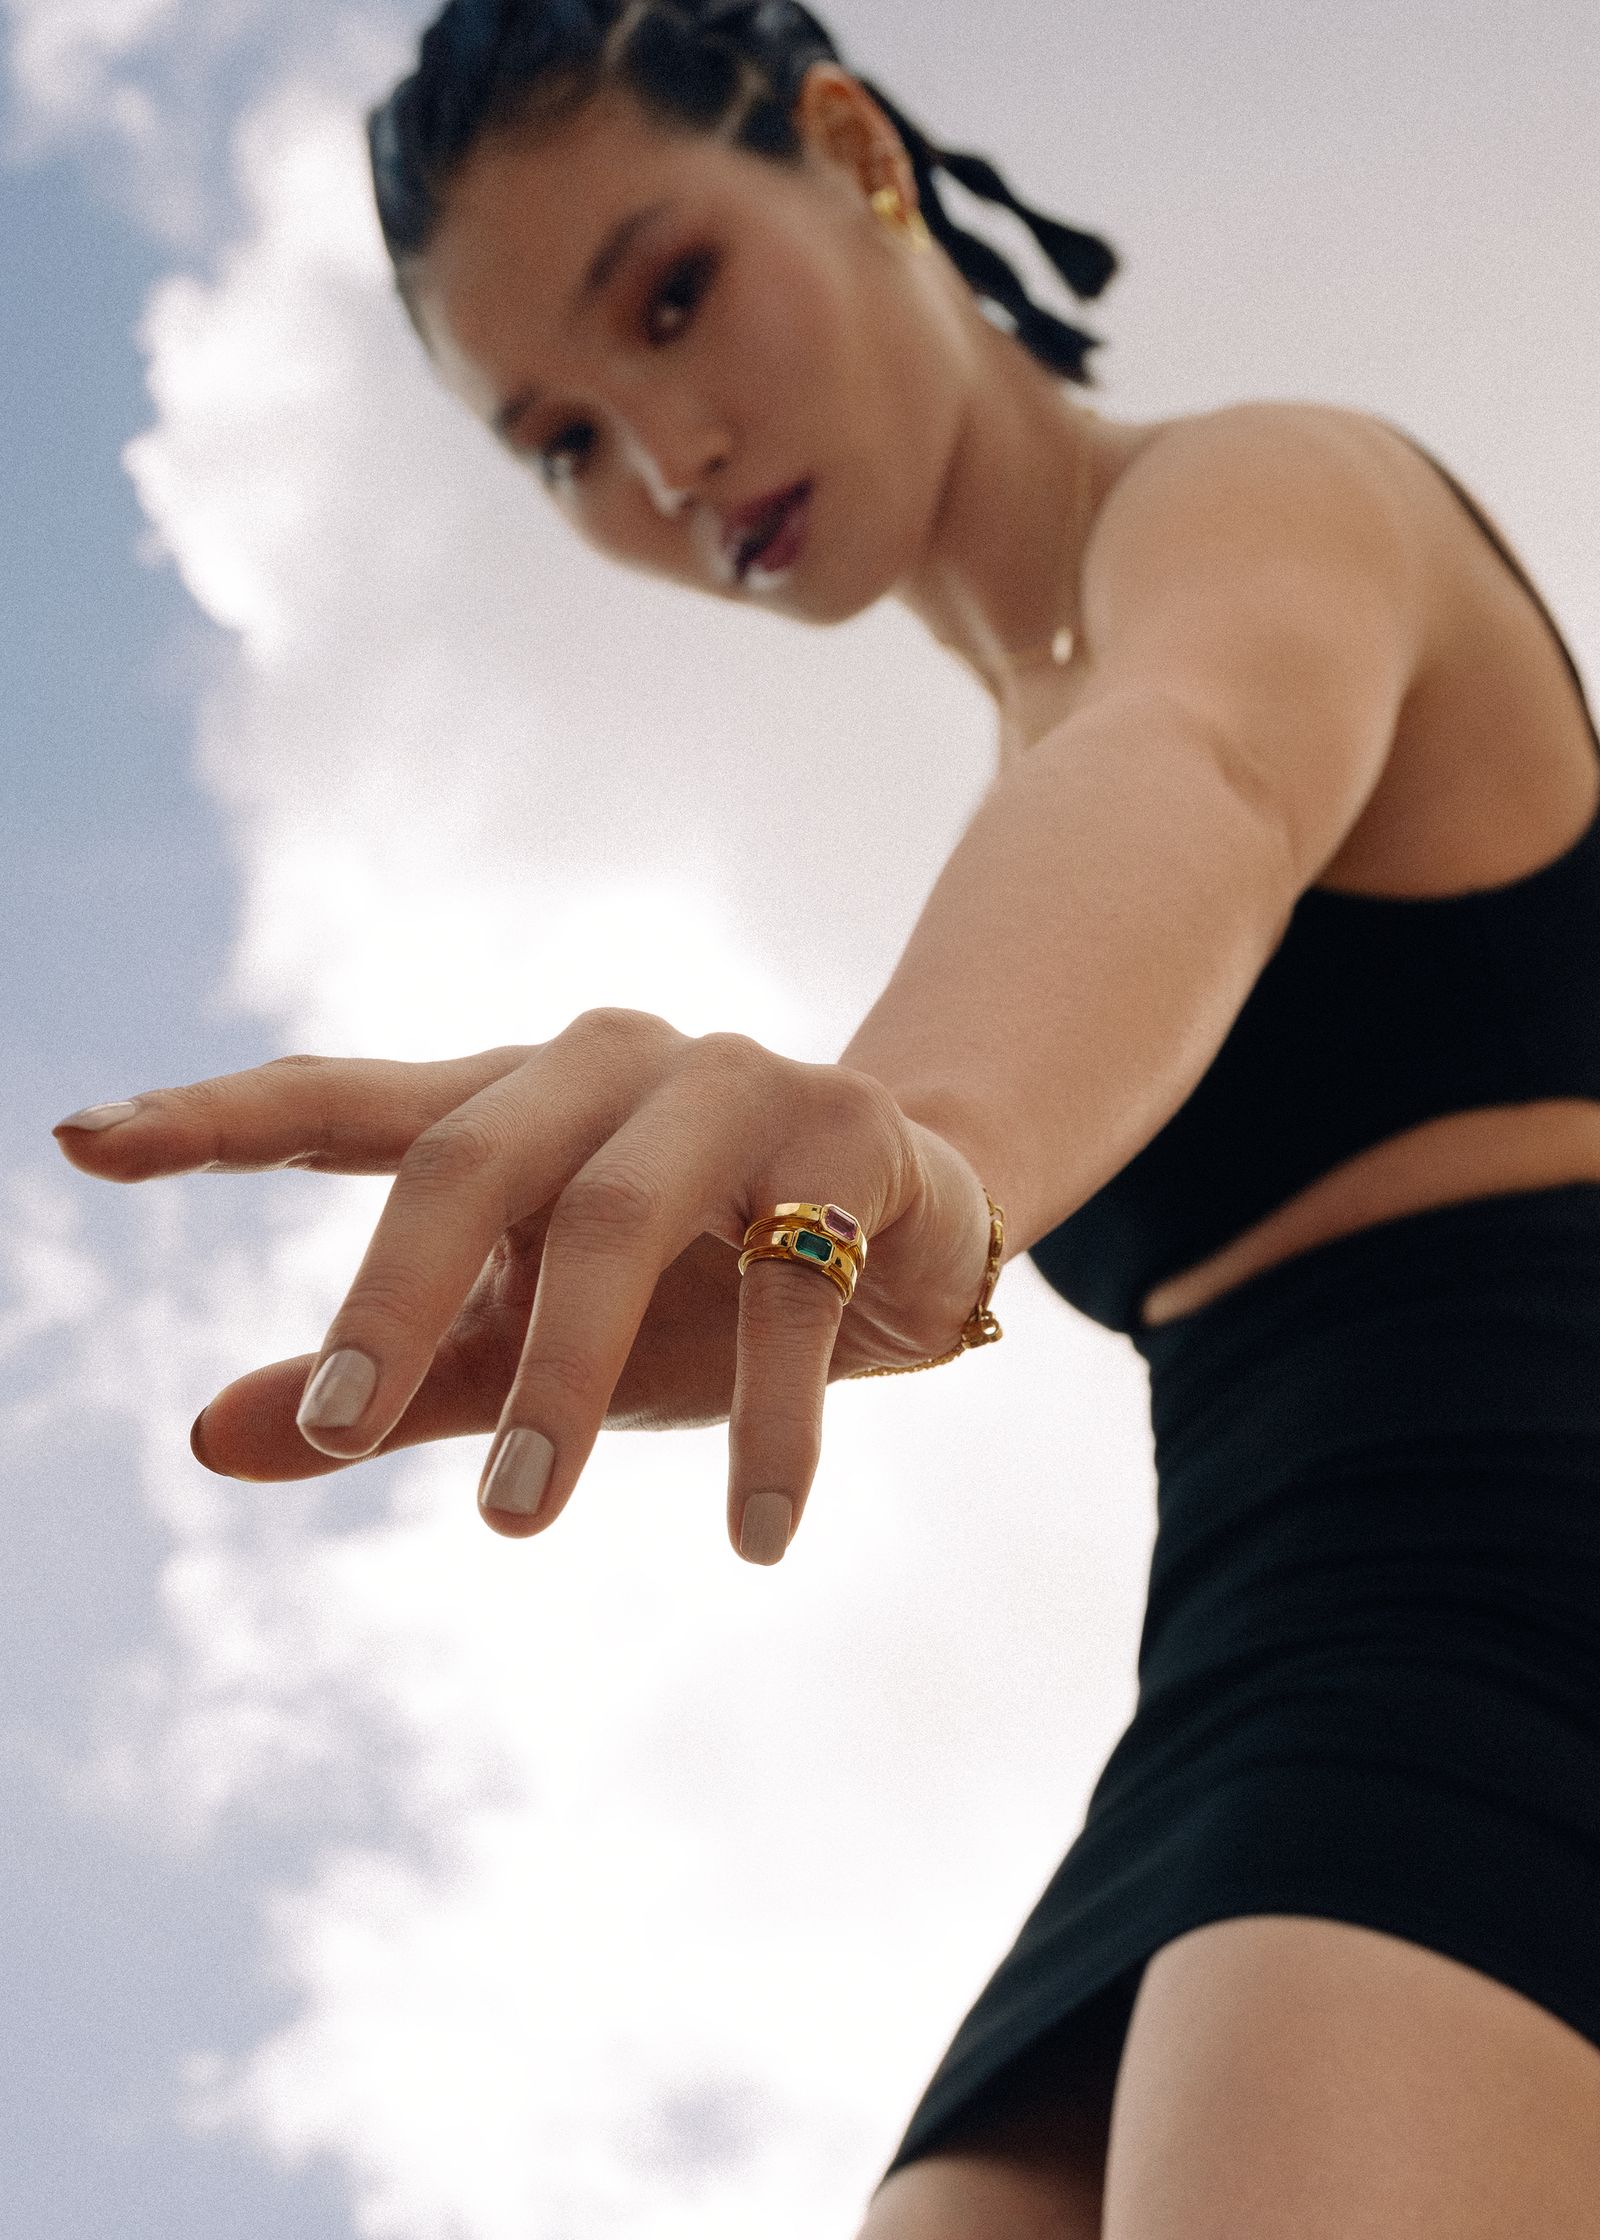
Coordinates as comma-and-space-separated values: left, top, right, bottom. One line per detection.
538, 425, 595, 487
647, 251, 716, 345
533, 253, 717, 486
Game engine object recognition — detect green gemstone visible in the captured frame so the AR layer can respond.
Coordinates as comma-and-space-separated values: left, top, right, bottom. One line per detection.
794, 1230, 833, 1264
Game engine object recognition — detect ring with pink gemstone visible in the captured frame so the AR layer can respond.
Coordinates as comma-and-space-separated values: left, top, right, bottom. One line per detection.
738, 1200, 868, 1303
748, 1201, 867, 1264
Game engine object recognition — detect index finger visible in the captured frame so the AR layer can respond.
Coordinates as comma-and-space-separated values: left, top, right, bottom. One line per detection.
51, 1048, 534, 1178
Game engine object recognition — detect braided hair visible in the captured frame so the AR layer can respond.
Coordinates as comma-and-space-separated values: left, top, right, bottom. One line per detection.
368, 0, 1118, 385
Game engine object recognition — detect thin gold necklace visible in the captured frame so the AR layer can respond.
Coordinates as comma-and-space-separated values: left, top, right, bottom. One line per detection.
1031, 403, 1102, 673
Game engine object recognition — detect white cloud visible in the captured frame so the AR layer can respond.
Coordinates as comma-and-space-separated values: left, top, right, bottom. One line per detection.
10, 57, 1155, 2239
0, 1167, 114, 1365
4, 0, 179, 126
1, 0, 411, 241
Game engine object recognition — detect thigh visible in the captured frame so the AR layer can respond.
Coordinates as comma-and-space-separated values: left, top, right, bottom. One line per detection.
855, 2149, 1102, 2240
857, 1978, 1136, 2239
1103, 1914, 1600, 2240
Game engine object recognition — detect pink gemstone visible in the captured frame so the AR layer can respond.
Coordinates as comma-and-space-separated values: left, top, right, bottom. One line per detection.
822, 1205, 859, 1243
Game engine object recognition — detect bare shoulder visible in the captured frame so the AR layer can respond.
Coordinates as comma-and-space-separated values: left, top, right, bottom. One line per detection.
1087, 396, 1428, 582
1066, 397, 1434, 888
1077, 395, 1432, 689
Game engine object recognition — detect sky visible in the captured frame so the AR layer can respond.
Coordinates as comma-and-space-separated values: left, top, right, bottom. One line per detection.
2, 2, 1597, 2234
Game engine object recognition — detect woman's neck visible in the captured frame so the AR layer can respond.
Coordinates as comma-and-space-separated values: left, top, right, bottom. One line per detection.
895, 315, 1158, 714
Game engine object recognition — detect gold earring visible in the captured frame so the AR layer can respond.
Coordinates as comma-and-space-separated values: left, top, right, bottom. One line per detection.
871, 185, 933, 251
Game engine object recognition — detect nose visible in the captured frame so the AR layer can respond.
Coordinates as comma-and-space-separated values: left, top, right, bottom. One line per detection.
621, 420, 730, 519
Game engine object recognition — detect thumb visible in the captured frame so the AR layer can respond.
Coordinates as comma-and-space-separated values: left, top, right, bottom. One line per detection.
190, 1335, 497, 1482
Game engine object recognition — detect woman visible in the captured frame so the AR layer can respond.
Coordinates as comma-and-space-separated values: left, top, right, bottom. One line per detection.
52, 1, 1600, 2232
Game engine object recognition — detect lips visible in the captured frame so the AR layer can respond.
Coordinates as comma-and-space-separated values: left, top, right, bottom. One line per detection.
724, 480, 813, 581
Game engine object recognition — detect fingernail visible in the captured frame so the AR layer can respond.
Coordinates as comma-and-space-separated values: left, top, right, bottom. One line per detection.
190, 1409, 213, 1469
54, 1101, 140, 1134
739, 1493, 793, 1566
480, 1428, 556, 1519
297, 1349, 379, 1434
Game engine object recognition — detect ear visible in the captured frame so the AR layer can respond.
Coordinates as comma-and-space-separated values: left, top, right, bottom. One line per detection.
794, 62, 920, 213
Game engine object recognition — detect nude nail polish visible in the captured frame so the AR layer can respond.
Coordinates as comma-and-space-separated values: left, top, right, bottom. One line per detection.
480, 1429, 555, 1518
297, 1350, 379, 1434
739, 1493, 794, 1566
54, 1101, 140, 1133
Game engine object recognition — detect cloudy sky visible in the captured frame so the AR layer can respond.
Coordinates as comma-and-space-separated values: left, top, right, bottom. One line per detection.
4, 2, 1597, 2234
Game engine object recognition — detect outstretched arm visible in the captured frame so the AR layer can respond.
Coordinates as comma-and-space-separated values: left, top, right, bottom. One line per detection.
48, 408, 1428, 1558
839, 403, 1428, 1254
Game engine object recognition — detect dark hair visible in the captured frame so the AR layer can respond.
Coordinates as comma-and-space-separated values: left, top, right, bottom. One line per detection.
367, 0, 1118, 384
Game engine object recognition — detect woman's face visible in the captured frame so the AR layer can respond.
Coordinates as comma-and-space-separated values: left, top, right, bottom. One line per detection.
409, 66, 971, 626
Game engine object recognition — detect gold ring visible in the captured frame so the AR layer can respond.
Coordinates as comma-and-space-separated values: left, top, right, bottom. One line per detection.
744, 1202, 867, 1267
738, 1201, 868, 1304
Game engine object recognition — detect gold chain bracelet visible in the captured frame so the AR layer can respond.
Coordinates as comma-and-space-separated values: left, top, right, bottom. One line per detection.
849, 1189, 1006, 1378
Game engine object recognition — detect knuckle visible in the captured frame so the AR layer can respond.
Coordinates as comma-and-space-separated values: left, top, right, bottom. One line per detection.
824, 1061, 902, 1142
340, 1269, 430, 1343
755, 1064, 910, 1219
740, 1259, 842, 1341
731, 1379, 822, 1482
834, 1067, 912, 1191
556, 1158, 664, 1244
521, 1335, 596, 1412
566, 1006, 675, 1055
684, 1031, 777, 1116
401, 1116, 506, 1191
238, 1054, 339, 1149
690, 1029, 765, 1074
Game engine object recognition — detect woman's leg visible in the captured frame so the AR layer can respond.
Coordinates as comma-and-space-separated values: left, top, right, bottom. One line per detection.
1101, 1914, 1600, 2240
854, 2146, 1103, 2240
854, 1984, 1133, 2238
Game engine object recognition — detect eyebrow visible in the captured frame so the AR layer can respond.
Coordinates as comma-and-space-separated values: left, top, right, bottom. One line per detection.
491, 197, 680, 442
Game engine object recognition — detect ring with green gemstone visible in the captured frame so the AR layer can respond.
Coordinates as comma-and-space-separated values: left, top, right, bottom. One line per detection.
742, 1201, 866, 1265
739, 1201, 867, 1304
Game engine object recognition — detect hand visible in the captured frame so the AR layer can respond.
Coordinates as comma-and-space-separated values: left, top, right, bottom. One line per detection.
52, 1013, 997, 1563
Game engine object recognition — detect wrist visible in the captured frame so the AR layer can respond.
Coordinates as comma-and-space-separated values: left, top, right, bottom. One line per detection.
904, 1111, 1008, 1321
894, 1094, 1022, 1270
847, 1128, 1006, 1380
